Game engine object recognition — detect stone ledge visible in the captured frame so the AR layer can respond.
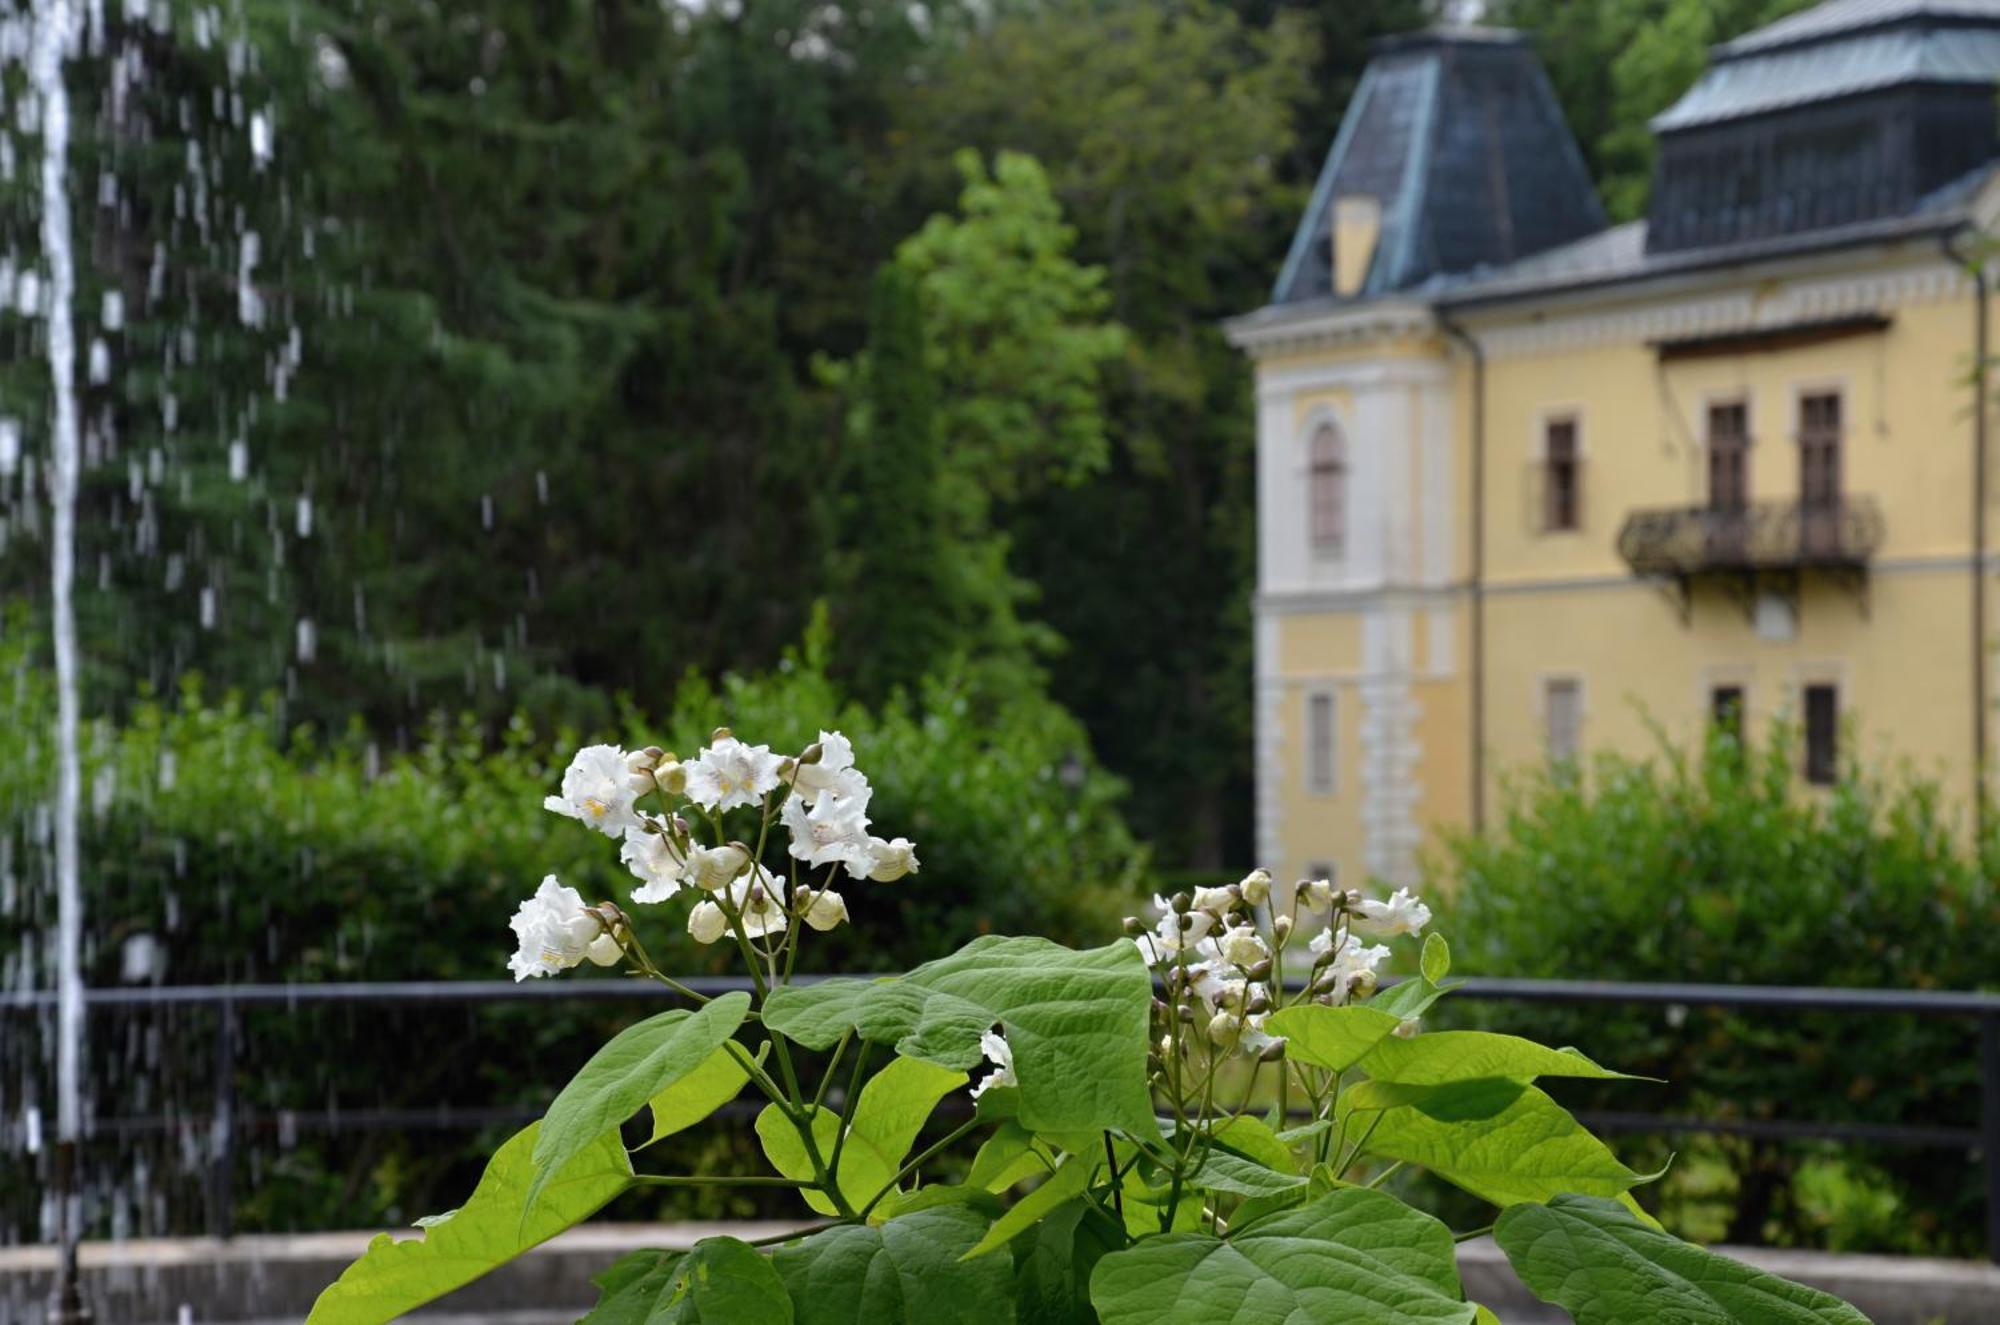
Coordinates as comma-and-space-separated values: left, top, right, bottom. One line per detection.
3, 1223, 1995, 1324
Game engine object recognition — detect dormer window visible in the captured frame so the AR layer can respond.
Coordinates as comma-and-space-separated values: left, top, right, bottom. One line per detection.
1309, 422, 1347, 556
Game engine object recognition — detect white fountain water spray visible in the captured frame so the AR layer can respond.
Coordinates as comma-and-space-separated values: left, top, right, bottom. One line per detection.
30, 0, 87, 1298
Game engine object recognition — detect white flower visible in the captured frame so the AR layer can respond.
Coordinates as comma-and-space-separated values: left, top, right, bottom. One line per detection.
1240, 1013, 1284, 1058
1310, 929, 1391, 1004
543, 745, 648, 838
507, 876, 618, 981
969, 1030, 1017, 1100
1218, 926, 1269, 969
732, 867, 790, 939
1238, 869, 1273, 907
1299, 877, 1335, 911
1192, 885, 1239, 916
860, 835, 920, 882
790, 730, 857, 804
1349, 887, 1431, 939
687, 899, 729, 945
621, 822, 690, 904
1136, 895, 1215, 964
684, 842, 751, 893
801, 888, 849, 932
684, 736, 784, 812
781, 768, 874, 871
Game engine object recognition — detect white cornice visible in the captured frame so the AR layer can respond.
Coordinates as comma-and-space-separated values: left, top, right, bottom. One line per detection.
1225, 299, 1437, 360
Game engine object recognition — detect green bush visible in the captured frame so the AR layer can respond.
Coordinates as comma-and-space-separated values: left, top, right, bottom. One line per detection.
0, 615, 1145, 1235
1437, 724, 2000, 1255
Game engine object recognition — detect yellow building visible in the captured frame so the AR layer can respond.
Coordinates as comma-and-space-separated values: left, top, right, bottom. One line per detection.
1226, 1, 2000, 890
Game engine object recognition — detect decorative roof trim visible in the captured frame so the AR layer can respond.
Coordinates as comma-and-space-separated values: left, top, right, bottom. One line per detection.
1224, 299, 1437, 360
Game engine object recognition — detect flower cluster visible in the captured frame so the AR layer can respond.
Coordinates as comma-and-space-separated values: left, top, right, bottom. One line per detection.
508, 730, 919, 980
1134, 870, 1432, 1073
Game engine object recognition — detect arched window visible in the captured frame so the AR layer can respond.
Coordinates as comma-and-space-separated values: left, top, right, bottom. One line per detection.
1308, 422, 1346, 554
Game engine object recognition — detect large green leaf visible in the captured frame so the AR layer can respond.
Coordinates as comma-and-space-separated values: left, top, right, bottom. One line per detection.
307, 1122, 633, 1324
646, 1237, 794, 1324
648, 1045, 752, 1146
1013, 1197, 1124, 1325
530, 992, 751, 1211
1265, 1004, 1404, 1073
1494, 1195, 1871, 1325
1342, 1078, 1647, 1208
1185, 1147, 1308, 1197
579, 1250, 680, 1325
755, 1057, 968, 1216
967, 1121, 1054, 1192
772, 1203, 1017, 1324
1356, 1031, 1637, 1086
1089, 1187, 1476, 1325
763, 936, 1154, 1133
966, 1152, 1096, 1257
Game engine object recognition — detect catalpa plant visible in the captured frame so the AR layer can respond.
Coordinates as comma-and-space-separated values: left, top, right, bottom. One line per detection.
309, 729, 1868, 1325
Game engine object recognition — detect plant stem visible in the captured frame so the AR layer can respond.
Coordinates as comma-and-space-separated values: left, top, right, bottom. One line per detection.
827, 1039, 872, 1179
633, 1174, 819, 1189
741, 1221, 843, 1248
1364, 1160, 1404, 1189
1104, 1132, 1125, 1222
1454, 1224, 1494, 1243
858, 1116, 985, 1219
812, 1031, 852, 1113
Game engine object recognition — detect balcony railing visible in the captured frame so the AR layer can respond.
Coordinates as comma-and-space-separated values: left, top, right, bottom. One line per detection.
1616, 496, 1884, 578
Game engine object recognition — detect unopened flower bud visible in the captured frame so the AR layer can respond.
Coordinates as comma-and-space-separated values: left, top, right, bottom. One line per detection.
709, 726, 733, 744
687, 900, 728, 945
1310, 972, 1342, 997
1207, 1011, 1243, 1046
1192, 885, 1238, 915
1178, 911, 1199, 932
624, 747, 663, 774
1257, 1037, 1288, 1063
1313, 993, 1335, 1007
1300, 877, 1334, 910
1176, 1003, 1196, 1024
1246, 988, 1272, 1015
1246, 958, 1274, 982
1170, 892, 1193, 914
801, 889, 849, 932
1123, 915, 1146, 937
653, 760, 687, 797
1349, 969, 1379, 1000
799, 742, 825, 766
777, 756, 797, 779
1151, 998, 1171, 1019
1238, 868, 1273, 907
1343, 888, 1365, 911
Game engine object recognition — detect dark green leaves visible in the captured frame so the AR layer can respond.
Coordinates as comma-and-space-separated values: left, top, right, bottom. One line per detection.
529, 993, 751, 1210
773, 1203, 1018, 1325
763, 936, 1154, 1133
307, 1123, 633, 1324
1089, 1188, 1477, 1325
649, 1238, 794, 1323
1495, 1195, 1872, 1325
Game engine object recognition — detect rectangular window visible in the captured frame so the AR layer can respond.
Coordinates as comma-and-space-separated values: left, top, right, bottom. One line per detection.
1544, 677, 1582, 762
1710, 684, 1744, 744
1543, 417, 1581, 532
1799, 391, 1843, 558
1804, 683, 1839, 785
1707, 400, 1749, 510
1306, 691, 1336, 794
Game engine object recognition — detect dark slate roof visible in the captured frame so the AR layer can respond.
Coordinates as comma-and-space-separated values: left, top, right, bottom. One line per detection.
1714, 0, 2000, 57
1270, 26, 1603, 305
1657, 0, 2000, 129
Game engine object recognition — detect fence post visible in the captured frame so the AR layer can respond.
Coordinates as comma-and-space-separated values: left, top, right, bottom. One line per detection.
1984, 1013, 2000, 1265
209, 998, 237, 1241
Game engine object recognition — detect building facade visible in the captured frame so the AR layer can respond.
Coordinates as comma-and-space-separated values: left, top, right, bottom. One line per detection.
1226, 0, 2000, 890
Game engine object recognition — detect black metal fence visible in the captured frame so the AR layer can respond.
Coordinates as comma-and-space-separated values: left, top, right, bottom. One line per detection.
8, 975, 1998, 1260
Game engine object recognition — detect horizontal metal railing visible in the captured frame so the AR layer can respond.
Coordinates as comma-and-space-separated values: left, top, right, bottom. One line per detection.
8, 974, 1998, 1259
1616, 495, 1885, 577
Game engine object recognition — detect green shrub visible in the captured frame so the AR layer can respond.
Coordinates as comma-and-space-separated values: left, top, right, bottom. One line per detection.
0, 615, 1145, 1235
1436, 723, 2000, 1254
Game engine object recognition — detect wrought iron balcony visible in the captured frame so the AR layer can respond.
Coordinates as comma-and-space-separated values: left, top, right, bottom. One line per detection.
1616, 496, 1884, 579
